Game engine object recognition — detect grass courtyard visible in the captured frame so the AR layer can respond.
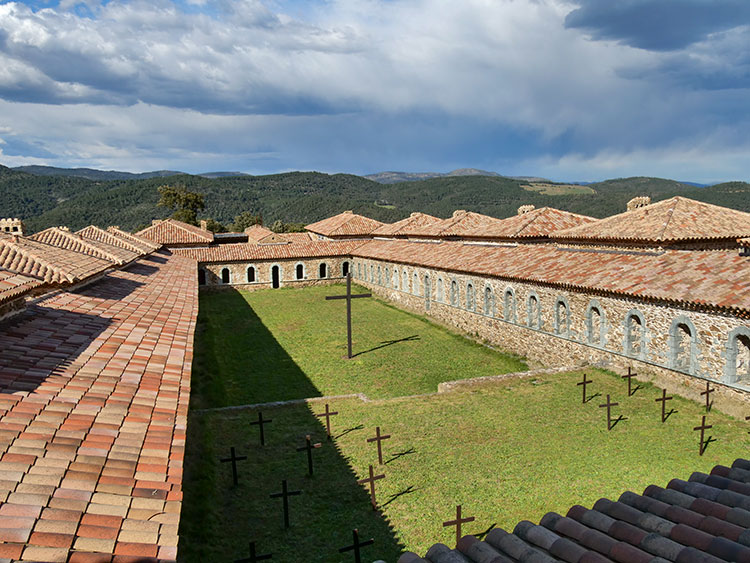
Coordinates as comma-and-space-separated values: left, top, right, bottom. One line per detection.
179, 286, 750, 563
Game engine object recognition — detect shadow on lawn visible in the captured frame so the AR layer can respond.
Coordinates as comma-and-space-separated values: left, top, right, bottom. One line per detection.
180, 403, 407, 562
352, 334, 420, 358
191, 288, 321, 408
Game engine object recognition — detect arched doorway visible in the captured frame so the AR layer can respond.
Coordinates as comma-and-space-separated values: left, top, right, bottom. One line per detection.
198, 269, 206, 285
342, 261, 350, 277
272, 266, 280, 289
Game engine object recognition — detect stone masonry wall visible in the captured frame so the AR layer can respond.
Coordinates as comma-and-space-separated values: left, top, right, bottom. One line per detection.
349, 257, 750, 416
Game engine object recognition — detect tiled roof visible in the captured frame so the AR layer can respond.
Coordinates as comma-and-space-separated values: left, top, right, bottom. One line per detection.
0, 235, 112, 284
372, 212, 442, 237
739, 237, 750, 248
174, 239, 367, 263
554, 196, 750, 244
353, 240, 750, 315
0, 268, 44, 306
136, 219, 214, 245
76, 225, 150, 256
402, 210, 505, 238
244, 224, 275, 243
305, 211, 385, 238
400, 458, 750, 563
106, 227, 162, 253
30, 227, 139, 265
463, 207, 598, 240
260, 231, 314, 244
0, 251, 197, 562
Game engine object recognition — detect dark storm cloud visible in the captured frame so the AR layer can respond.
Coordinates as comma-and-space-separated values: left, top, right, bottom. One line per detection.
565, 0, 750, 51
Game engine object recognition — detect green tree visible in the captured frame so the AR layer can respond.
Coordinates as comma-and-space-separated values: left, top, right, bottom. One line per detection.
231, 211, 263, 232
203, 218, 227, 233
158, 184, 205, 225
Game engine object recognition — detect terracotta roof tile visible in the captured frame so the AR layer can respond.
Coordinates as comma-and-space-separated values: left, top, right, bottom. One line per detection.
372, 212, 443, 237
0, 268, 44, 306
463, 207, 598, 240
399, 458, 750, 563
402, 210, 505, 238
174, 239, 366, 262
244, 225, 275, 243
0, 235, 112, 284
353, 240, 750, 315
262, 231, 314, 244
105, 226, 161, 253
76, 226, 149, 256
305, 211, 385, 238
739, 237, 750, 247
30, 228, 140, 265
0, 251, 197, 561
554, 196, 750, 244
135, 219, 214, 245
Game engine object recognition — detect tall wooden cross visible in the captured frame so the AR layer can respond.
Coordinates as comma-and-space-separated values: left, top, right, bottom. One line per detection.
577, 373, 592, 404
366, 426, 391, 465
270, 480, 301, 528
296, 435, 322, 476
693, 415, 716, 456
325, 273, 372, 359
700, 381, 714, 412
316, 403, 339, 440
338, 529, 374, 563
599, 394, 619, 431
655, 389, 674, 423
622, 367, 639, 397
443, 505, 475, 546
357, 464, 385, 510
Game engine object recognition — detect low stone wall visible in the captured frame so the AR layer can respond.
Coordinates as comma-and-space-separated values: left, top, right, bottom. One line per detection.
199, 256, 352, 289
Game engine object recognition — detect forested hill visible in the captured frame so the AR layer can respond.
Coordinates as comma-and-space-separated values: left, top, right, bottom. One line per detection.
1, 164, 748, 233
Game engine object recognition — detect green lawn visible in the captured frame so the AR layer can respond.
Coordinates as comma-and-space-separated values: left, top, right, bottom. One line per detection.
191, 285, 527, 408
181, 289, 750, 563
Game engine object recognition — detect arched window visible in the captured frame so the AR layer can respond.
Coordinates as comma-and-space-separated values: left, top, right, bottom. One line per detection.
342, 261, 350, 277
295, 263, 304, 280
503, 287, 516, 323
358, 263, 362, 279
271, 265, 280, 288
724, 327, 750, 384
393, 269, 399, 289
370, 264, 374, 282
385, 267, 390, 286
221, 268, 230, 284
624, 310, 647, 359
413, 272, 419, 295
483, 286, 494, 316
585, 300, 607, 347
527, 293, 540, 329
198, 269, 206, 285
554, 297, 569, 336
319, 263, 328, 279
377, 266, 382, 285
424, 275, 431, 310
402, 270, 409, 292
466, 283, 475, 311
669, 316, 697, 374
247, 266, 256, 283
436, 278, 444, 302
450, 280, 458, 306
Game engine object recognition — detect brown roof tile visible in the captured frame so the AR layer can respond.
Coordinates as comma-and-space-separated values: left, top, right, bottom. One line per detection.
739, 237, 750, 247
0, 268, 44, 306
464, 207, 598, 240
554, 196, 750, 244
263, 231, 314, 244
305, 211, 385, 238
30, 228, 139, 265
353, 239, 750, 315
402, 210, 505, 238
244, 225, 275, 243
174, 239, 367, 262
135, 219, 214, 245
106, 226, 161, 252
76, 226, 151, 256
0, 235, 112, 284
372, 212, 443, 237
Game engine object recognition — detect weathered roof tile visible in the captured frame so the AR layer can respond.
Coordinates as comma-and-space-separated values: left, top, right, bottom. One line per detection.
372, 212, 442, 237
463, 207, 597, 240
136, 219, 214, 246
30, 228, 139, 265
305, 211, 385, 238
0, 268, 44, 306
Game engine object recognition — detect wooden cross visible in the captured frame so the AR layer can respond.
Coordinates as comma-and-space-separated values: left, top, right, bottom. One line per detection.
577, 373, 592, 404
269, 479, 301, 528
367, 426, 391, 465
700, 381, 714, 412
220, 447, 247, 486
250, 411, 273, 446
622, 367, 639, 396
655, 389, 674, 423
746, 415, 749, 433
443, 505, 475, 546
338, 529, 374, 563
296, 434, 322, 476
325, 273, 372, 359
693, 415, 716, 456
235, 541, 272, 563
316, 403, 339, 440
357, 464, 385, 510
599, 394, 620, 431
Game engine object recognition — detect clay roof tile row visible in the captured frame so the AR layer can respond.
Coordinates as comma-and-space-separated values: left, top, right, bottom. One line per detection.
0, 267, 44, 306
400, 458, 750, 563
305, 211, 385, 237
30, 227, 140, 265
107, 225, 162, 252
372, 212, 443, 237
465, 207, 598, 240
136, 218, 214, 245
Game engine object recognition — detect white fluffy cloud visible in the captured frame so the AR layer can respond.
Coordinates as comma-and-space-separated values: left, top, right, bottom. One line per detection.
0, 0, 748, 181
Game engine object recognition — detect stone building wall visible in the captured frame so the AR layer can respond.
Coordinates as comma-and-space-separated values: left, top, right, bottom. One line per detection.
349, 257, 750, 415
199, 256, 352, 291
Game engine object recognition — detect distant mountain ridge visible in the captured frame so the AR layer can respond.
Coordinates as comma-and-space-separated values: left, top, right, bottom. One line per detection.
366, 168, 514, 184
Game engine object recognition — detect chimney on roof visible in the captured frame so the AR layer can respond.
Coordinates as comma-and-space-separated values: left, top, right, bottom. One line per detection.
59, 226, 70, 231
111, 226, 119, 230
627, 196, 651, 211
0, 218, 25, 236
343, 210, 353, 214
452, 210, 467, 218
517, 205, 535, 215
200, 220, 208, 231
410, 212, 420, 217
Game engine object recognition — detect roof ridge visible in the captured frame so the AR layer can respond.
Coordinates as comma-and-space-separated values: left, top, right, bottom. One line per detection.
656, 197, 681, 241
0, 237, 73, 283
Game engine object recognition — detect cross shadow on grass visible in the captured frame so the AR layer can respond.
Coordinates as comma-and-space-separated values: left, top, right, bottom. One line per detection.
352, 334, 421, 358
191, 289, 322, 409
180, 403, 407, 563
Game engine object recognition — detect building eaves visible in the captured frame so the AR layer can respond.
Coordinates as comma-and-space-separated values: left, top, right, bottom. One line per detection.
0, 267, 44, 305
30, 227, 138, 265
174, 239, 367, 263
